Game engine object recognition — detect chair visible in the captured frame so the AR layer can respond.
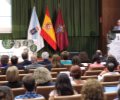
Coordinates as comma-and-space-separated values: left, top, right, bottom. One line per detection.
51, 72, 58, 78
81, 75, 98, 80
0, 75, 6, 81
22, 98, 45, 100
90, 66, 105, 70
103, 75, 120, 82
36, 86, 55, 100
104, 92, 117, 100
63, 64, 72, 70
0, 81, 7, 85
51, 68, 68, 73
101, 81, 119, 86
12, 88, 25, 96
84, 70, 102, 76
73, 84, 83, 93
19, 70, 29, 74
54, 94, 82, 100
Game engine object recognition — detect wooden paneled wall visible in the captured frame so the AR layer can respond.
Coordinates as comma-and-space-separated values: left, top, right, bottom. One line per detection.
100, 0, 120, 54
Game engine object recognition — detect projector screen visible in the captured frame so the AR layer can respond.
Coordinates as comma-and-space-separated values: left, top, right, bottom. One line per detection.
0, 0, 12, 33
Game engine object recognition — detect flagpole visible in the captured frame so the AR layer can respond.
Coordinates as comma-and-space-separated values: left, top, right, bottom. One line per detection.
58, 0, 60, 9
34, 0, 37, 7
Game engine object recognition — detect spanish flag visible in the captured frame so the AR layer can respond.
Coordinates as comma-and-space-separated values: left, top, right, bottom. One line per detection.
41, 7, 57, 50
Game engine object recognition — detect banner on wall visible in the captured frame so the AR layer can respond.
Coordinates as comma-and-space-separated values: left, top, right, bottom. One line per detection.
0, 40, 38, 61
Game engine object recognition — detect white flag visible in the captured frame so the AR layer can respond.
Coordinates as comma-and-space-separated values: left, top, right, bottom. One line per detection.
27, 7, 44, 52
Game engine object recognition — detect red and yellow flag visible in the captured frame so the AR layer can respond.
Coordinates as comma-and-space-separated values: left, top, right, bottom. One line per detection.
41, 7, 57, 50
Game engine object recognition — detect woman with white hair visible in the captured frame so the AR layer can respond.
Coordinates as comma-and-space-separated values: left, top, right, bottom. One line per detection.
38, 51, 52, 71
33, 67, 55, 86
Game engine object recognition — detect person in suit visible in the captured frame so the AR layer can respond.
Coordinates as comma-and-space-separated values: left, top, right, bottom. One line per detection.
10, 55, 22, 69
18, 52, 32, 69
0, 55, 9, 69
38, 51, 52, 71
26, 55, 45, 69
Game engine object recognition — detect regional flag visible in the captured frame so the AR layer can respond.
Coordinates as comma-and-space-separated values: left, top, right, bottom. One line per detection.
55, 9, 69, 51
27, 7, 44, 52
41, 7, 57, 50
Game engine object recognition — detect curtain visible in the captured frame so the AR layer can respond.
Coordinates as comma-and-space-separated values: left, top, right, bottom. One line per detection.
0, 0, 99, 57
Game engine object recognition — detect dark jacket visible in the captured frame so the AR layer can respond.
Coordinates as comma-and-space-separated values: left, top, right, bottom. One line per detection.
38, 59, 52, 71
18, 60, 32, 69
4, 81, 22, 88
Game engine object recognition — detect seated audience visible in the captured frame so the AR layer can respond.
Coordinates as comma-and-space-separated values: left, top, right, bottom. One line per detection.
95, 49, 105, 62
81, 79, 104, 100
49, 73, 77, 100
52, 54, 62, 68
98, 63, 119, 81
18, 52, 32, 69
0, 86, 14, 100
89, 54, 104, 70
38, 51, 52, 71
26, 55, 45, 69
10, 55, 21, 68
72, 55, 83, 66
60, 51, 72, 65
33, 67, 54, 86
0, 55, 9, 69
15, 74, 44, 100
70, 65, 85, 85
79, 51, 90, 63
4, 66, 22, 88
106, 55, 119, 70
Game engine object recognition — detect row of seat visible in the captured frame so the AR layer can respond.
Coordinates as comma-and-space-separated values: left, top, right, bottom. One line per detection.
12, 82, 118, 100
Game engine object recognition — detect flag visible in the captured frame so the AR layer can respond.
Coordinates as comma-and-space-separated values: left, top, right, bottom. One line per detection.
27, 7, 44, 52
41, 7, 57, 50
55, 9, 69, 51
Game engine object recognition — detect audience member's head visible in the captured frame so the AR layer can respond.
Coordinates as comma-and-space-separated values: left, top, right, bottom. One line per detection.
33, 67, 52, 85
52, 54, 61, 68
31, 55, 38, 63
11, 55, 18, 65
60, 51, 70, 60
70, 65, 81, 79
107, 55, 119, 68
81, 79, 104, 100
55, 73, 74, 96
106, 62, 116, 72
22, 52, 28, 60
6, 66, 19, 82
22, 74, 36, 92
96, 50, 102, 56
41, 51, 49, 59
72, 55, 81, 65
0, 55, 9, 65
92, 54, 101, 64
0, 86, 14, 100
79, 51, 90, 63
